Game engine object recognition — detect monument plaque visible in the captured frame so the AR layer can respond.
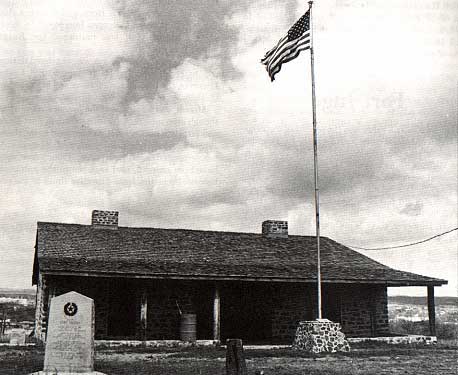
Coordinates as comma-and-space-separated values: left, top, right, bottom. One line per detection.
31, 291, 105, 374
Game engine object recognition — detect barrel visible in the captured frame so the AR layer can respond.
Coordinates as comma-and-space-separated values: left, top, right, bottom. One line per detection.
180, 313, 197, 342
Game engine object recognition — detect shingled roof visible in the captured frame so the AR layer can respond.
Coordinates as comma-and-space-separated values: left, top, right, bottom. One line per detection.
33, 222, 446, 286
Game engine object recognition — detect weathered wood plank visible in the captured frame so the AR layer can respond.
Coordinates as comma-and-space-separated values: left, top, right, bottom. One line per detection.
226, 339, 247, 375
140, 290, 148, 340
213, 285, 220, 342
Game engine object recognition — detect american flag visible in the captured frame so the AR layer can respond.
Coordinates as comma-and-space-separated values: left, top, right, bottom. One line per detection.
261, 10, 311, 81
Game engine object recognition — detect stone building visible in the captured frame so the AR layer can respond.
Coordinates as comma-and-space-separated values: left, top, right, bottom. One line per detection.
32, 210, 446, 343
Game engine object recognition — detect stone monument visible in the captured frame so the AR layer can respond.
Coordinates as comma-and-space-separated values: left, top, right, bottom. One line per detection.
30, 291, 105, 375
292, 319, 350, 353
9, 328, 26, 346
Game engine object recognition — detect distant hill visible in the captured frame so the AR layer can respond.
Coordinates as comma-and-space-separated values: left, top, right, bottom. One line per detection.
389, 295, 458, 305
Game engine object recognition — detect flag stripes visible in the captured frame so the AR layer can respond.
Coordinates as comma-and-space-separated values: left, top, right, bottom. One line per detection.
261, 10, 311, 81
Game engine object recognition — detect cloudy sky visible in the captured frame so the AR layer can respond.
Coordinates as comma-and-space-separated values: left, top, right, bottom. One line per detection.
0, 0, 456, 296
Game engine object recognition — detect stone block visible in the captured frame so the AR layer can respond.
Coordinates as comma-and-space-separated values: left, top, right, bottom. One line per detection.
9, 329, 26, 346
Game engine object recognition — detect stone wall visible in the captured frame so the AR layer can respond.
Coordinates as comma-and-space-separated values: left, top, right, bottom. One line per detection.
270, 283, 389, 340
271, 284, 314, 341
340, 284, 389, 337
220, 283, 274, 341
34, 274, 48, 341
373, 286, 389, 335
94, 279, 110, 338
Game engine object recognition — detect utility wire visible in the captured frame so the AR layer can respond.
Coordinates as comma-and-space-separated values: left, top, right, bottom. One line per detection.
348, 227, 458, 251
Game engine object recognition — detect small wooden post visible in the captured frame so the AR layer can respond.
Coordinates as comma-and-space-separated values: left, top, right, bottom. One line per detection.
427, 285, 436, 336
140, 290, 148, 340
1, 309, 6, 335
226, 339, 247, 375
213, 285, 221, 342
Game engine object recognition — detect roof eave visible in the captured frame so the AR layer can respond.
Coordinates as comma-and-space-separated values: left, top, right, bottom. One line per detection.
41, 270, 447, 286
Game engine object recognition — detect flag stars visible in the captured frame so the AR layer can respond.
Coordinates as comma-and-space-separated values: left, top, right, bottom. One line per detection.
287, 11, 310, 41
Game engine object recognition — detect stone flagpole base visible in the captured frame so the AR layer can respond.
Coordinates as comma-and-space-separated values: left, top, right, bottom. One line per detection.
292, 319, 350, 353
30, 372, 106, 375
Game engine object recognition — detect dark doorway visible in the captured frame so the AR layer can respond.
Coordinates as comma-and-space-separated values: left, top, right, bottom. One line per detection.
108, 280, 137, 338
221, 283, 272, 343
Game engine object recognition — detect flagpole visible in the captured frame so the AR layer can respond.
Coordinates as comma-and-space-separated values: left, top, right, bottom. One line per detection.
308, 0, 322, 320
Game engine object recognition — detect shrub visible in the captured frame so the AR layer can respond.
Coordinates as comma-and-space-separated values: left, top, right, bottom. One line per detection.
390, 319, 458, 340
436, 322, 458, 340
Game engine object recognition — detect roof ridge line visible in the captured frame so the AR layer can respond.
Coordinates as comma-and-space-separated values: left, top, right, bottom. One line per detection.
37, 221, 326, 238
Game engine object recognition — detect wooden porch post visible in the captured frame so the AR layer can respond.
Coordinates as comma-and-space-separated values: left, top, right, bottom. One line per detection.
140, 290, 148, 340
213, 285, 221, 342
427, 285, 436, 336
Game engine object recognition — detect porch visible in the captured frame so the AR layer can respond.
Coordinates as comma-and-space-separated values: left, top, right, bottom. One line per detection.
34, 275, 440, 343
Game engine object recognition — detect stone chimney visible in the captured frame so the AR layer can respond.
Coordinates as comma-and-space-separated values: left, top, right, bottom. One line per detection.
91, 210, 119, 230
262, 220, 288, 239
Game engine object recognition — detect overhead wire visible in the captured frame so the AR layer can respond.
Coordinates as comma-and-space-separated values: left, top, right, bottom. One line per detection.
347, 227, 458, 251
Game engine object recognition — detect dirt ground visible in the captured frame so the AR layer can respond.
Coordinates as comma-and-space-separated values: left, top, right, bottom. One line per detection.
1, 342, 457, 375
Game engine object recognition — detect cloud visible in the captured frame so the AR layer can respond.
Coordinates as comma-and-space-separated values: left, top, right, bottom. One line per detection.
0, 0, 456, 296
400, 202, 424, 217
0, 0, 126, 78
113, 0, 255, 104
0, 0, 136, 162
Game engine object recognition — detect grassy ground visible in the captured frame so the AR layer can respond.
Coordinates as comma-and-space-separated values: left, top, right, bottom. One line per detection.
1, 341, 457, 375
